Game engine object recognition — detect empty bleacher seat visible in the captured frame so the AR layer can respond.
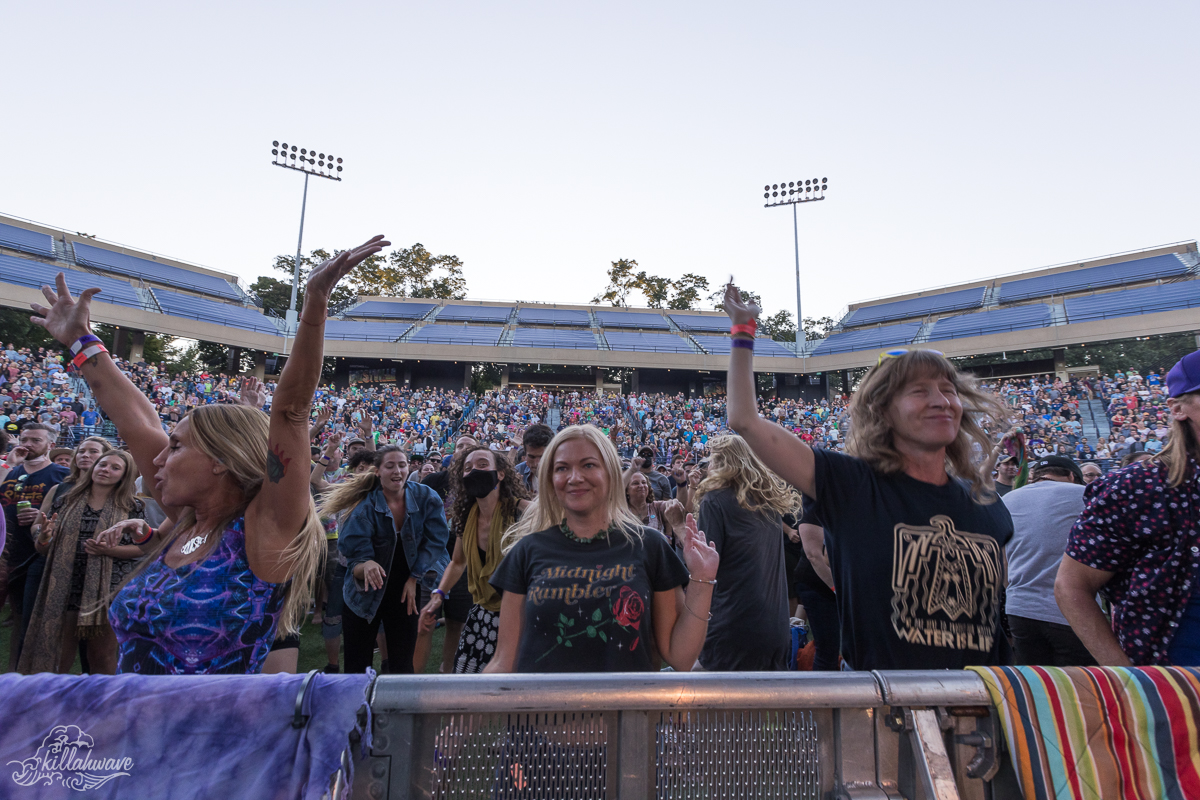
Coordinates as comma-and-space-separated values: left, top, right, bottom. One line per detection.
511, 328, 597, 350
151, 288, 278, 334
73, 242, 240, 300
0, 255, 144, 310
669, 314, 734, 333
842, 287, 985, 327
604, 331, 695, 353
811, 321, 923, 356
324, 320, 412, 341
927, 304, 1053, 342
998, 254, 1191, 304
1064, 280, 1200, 324
408, 324, 504, 346
347, 300, 437, 319
516, 308, 592, 326
434, 305, 513, 324
0, 222, 54, 259
593, 310, 671, 330
691, 335, 796, 357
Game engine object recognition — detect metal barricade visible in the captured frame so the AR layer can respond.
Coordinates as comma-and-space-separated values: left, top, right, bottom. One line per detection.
357, 671, 1000, 800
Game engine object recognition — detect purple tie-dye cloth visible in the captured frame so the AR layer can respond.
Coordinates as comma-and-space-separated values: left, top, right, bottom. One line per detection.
0, 671, 373, 799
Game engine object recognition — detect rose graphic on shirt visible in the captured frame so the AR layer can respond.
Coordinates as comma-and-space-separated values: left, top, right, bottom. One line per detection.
612, 585, 643, 635
535, 583, 648, 661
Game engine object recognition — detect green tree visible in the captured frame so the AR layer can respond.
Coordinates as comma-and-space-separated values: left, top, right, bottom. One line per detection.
760, 310, 797, 342
269, 248, 355, 311
382, 244, 468, 299
709, 287, 762, 310
802, 316, 836, 341
0, 307, 56, 350
636, 273, 672, 308
667, 274, 710, 310
248, 276, 295, 318
592, 259, 641, 306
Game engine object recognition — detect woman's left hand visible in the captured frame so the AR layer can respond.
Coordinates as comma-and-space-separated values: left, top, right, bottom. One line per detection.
302, 236, 390, 317
402, 576, 419, 615
680, 513, 718, 581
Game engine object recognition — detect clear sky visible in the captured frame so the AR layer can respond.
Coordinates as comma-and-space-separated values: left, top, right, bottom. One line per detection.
5, 2, 1197, 324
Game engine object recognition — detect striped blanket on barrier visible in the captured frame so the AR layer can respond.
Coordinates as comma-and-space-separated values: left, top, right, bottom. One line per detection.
967, 666, 1200, 800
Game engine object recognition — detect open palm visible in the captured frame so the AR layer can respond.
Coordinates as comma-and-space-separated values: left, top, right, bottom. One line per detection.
304, 235, 390, 313
30, 272, 99, 347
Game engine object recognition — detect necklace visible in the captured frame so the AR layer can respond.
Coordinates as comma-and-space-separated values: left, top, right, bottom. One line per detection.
180, 532, 210, 555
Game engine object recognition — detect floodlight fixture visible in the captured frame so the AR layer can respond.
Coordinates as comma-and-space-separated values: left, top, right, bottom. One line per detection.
762, 174, 829, 343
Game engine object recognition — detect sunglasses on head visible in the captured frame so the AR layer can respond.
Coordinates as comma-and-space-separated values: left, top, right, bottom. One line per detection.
877, 348, 945, 365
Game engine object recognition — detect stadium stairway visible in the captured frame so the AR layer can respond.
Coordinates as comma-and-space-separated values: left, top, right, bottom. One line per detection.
1080, 398, 1111, 443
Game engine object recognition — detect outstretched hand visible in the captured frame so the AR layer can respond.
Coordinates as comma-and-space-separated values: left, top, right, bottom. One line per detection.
680, 513, 718, 581
303, 236, 390, 318
30, 272, 100, 347
722, 280, 760, 326
237, 377, 266, 409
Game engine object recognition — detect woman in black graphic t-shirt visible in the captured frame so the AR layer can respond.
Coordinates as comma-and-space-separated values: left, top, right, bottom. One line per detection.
487, 425, 718, 673
721, 282, 1013, 672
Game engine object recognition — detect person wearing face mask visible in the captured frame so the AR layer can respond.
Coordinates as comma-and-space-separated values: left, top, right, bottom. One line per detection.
418, 445, 530, 673
322, 445, 451, 674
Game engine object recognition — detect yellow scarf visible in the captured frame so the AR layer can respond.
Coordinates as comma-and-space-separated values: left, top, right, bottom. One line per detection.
463, 502, 507, 613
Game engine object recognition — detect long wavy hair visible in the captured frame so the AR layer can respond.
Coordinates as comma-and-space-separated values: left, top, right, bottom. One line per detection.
447, 445, 527, 535
847, 349, 1009, 502
1157, 400, 1199, 487
319, 445, 403, 521
502, 425, 644, 553
61, 450, 139, 512
694, 435, 799, 517
111, 404, 325, 637
68, 437, 113, 484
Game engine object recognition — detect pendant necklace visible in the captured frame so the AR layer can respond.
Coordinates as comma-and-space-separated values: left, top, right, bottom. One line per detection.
181, 531, 210, 555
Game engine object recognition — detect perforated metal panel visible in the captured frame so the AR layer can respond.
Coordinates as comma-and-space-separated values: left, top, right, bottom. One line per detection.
655, 710, 820, 800
429, 712, 610, 800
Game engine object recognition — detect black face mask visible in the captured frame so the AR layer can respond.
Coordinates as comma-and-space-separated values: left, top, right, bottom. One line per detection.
463, 469, 499, 499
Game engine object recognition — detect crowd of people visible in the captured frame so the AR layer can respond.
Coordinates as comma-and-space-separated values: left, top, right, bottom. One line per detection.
1, 256, 1198, 680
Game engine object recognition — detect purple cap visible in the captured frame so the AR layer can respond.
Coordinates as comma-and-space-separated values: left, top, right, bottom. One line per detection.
1166, 350, 1200, 398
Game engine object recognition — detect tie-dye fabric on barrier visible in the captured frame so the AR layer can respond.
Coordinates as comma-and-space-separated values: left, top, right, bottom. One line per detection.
967, 666, 1200, 800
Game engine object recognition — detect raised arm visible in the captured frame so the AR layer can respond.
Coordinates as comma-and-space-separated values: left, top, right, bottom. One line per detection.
723, 282, 816, 497
246, 236, 389, 582
30, 273, 170, 512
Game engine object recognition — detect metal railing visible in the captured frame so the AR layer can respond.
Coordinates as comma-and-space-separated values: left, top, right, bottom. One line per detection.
356, 671, 1000, 800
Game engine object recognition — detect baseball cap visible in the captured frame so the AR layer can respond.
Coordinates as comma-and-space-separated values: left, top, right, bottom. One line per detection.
1032, 455, 1084, 484
346, 437, 366, 446
1166, 350, 1200, 398
996, 453, 1019, 464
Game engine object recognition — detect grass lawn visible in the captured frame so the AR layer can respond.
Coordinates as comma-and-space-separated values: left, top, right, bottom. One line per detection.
0, 606, 449, 675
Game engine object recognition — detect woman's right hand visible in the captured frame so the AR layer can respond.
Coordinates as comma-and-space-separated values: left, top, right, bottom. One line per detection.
29, 272, 100, 347
418, 595, 443, 633
722, 281, 760, 326
355, 559, 387, 591
95, 519, 148, 548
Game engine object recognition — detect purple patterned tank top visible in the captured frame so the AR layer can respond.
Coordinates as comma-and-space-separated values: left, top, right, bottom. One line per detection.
109, 517, 289, 674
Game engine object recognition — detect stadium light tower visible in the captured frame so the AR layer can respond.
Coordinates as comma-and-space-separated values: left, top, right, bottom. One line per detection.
763, 177, 827, 342
271, 141, 343, 326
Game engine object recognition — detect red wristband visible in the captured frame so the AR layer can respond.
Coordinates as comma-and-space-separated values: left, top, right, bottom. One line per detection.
730, 322, 757, 337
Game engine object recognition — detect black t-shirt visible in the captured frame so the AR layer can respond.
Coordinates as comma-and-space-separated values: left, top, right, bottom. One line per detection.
1, 462, 70, 567
421, 470, 451, 501
697, 488, 790, 671
489, 524, 690, 672
813, 449, 1013, 671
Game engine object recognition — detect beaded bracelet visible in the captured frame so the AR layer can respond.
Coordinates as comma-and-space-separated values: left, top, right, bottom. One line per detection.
731, 339, 754, 351
689, 577, 717, 585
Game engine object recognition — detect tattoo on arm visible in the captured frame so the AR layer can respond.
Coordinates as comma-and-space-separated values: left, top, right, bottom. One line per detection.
267, 444, 291, 484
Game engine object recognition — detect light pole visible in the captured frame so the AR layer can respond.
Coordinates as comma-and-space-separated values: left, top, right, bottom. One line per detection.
271, 140, 343, 326
763, 177, 827, 342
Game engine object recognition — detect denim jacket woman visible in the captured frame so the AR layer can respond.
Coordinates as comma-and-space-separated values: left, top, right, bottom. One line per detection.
338, 480, 451, 620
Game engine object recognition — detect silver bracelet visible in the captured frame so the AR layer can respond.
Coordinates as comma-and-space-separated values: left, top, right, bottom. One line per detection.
689, 577, 717, 585
682, 602, 712, 622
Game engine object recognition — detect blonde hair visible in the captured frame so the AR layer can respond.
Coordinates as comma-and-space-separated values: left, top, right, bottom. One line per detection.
1157, 400, 1198, 487
62, 449, 139, 512
114, 404, 324, 637
68, 437, 113, 484
847, 349, 1010, 502
502, 425, 643, 553
694, 435, 799, 517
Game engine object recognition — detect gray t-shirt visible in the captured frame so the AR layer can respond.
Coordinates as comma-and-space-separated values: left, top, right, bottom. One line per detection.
1002, 480, 1086, 625
697, 487, 790, 671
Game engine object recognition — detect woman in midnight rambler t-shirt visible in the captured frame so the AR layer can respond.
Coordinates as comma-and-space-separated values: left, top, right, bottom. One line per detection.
486, 425, 719, 673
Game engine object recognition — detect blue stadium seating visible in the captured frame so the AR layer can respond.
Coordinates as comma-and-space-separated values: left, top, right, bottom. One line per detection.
324, 320, 412, 341
691, 335, 796, 358
842, 287, 985, 327
927, 304, 1053, 342
811, 321, 923, 356
151, 288, 279, 334
669, 314, 733, 333
434, 305, 513, 324
1064, 280, 1200, 324
408, 324, 504, 346
73, 242, 240, 300
593, 309, 671, 330
998, 254, 1191, 304
512, 328, 598, 350
0, 223, 54, 259
516, 307, 592, 326
604, 331, 695, 354
348, 300, 437, 319
0, 254, 144, 310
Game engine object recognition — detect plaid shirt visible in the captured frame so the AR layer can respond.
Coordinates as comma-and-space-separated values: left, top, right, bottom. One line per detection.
1066, 457, 1200, 665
